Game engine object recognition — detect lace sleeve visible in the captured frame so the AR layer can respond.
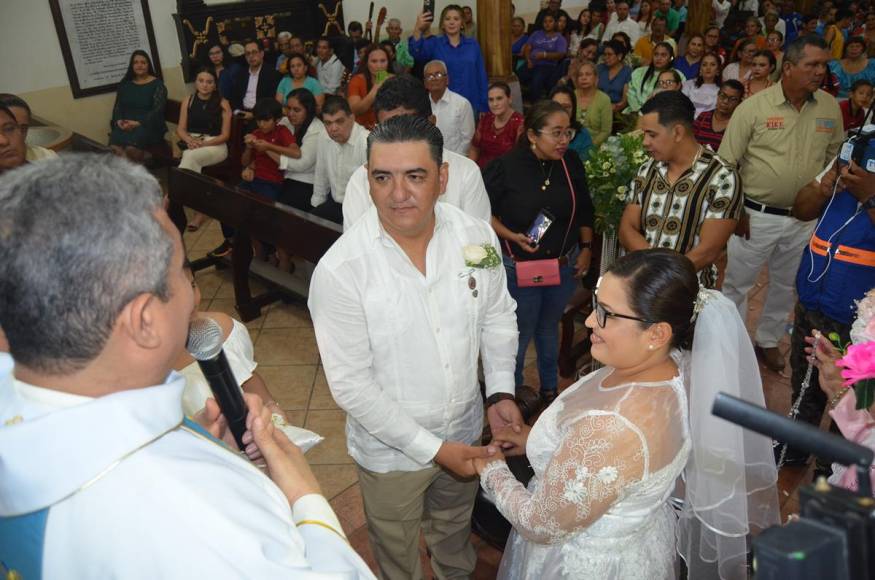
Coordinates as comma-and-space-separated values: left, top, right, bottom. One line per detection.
480, 412, 647, 544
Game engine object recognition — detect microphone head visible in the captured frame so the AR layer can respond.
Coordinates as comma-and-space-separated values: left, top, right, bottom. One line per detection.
187, 317, 224, 361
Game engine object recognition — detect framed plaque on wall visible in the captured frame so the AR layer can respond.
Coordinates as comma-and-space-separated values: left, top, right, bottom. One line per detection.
49, 0, 162, 98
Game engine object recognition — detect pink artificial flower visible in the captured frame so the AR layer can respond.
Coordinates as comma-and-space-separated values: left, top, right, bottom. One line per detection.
838, 342, 875, 386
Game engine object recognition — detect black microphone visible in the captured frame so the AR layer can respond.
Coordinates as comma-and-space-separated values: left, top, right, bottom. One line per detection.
187, 317, 248, 449
712, 392, 874, 496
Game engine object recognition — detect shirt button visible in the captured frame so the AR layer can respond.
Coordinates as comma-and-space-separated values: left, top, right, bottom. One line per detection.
444, 364, 450, 370
436, 327, 441, 333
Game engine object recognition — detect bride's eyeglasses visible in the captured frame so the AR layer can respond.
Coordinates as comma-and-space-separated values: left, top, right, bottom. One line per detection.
592, 295, 654, 328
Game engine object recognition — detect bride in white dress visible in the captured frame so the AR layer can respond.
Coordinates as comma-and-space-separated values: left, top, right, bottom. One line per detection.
475, 249, 779, 579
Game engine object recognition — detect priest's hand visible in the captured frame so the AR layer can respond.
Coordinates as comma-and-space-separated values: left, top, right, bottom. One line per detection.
251, 409, 323, 504
434, 441, 499, 478
196, 393, 270, 462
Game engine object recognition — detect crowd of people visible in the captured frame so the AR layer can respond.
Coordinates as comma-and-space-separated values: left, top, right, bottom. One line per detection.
1, 0, 875, 579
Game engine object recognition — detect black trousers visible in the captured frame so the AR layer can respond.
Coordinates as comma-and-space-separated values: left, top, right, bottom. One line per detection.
784, 301, 850, 462
311, 197, 343, 224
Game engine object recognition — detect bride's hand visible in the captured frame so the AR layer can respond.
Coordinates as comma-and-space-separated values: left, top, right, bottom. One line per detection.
491, 424, 531, 457
473, 448, 505, 474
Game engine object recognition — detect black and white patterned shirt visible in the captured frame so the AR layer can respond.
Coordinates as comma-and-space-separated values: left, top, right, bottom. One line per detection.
626, 147, 742, 287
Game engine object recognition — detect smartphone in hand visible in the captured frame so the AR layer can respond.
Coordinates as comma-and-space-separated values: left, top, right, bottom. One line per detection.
526, 209, 555, 247
423, 0, 435, 17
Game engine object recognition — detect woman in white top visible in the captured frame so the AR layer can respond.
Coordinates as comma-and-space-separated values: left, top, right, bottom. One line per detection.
173, 264, 284, 420
722, 38, 757, 82
271, 88, 326, 212
474, 249, 779, 579
682, 53, 722, 117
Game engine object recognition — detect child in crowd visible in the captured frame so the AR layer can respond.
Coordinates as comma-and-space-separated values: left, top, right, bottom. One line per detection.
841, 79, 874, 132
240, 98, 296, 200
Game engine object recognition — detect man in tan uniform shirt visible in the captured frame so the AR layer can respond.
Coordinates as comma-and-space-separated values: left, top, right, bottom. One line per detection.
718, 35, 843, 372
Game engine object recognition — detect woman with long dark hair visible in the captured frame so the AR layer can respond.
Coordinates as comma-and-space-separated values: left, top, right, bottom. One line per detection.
681, 52, 721, 117
273, 88, 325, 212
204, 43, 241, 99
626, 42, 682, 113
176, 68, 232, 231
484, 100, 595, 403
109, 50, 167, 162
469, 81, 525, 168
346, 44, 391, 129
276, 53, 325, 110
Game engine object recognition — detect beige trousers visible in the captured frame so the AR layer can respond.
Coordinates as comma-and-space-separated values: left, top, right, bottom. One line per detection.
178, 134, 228, 173
357, 463, 479, 580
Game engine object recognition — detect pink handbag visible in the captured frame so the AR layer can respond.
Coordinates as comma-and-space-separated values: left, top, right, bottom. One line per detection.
506, 158, 577, 288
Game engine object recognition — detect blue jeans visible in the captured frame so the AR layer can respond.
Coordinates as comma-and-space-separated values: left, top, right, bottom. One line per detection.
504, 252, 578, 393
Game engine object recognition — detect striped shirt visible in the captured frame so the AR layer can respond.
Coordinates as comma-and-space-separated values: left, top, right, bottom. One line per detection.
626, 147, 743, 287
692, 110, 725, 152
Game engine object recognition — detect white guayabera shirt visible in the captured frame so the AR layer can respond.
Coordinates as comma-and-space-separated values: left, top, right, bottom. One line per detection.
341, 147, 492, 230
430, 88, 476, 156
311, 122, 370, 206
309, 202, 518, 473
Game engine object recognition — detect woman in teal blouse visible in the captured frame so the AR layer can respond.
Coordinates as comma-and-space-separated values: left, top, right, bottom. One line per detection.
625, 42, 684, 113
109, 50, 167, 162
275, 53, 325, 110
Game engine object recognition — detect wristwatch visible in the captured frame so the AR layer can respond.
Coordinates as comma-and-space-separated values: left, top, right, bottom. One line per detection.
485, 393, 515, 407
579, 241, 593, 250
863, 196, 875, 211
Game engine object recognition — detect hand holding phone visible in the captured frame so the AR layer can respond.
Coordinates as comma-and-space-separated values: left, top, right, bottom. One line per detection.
526, 209, 555, 247
423, 0, 435, 17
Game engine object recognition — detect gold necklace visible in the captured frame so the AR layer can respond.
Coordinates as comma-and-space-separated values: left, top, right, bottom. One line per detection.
539, 160, 555, 191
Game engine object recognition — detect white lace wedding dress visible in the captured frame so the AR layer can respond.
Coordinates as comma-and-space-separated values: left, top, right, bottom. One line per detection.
480, 355, 691, 579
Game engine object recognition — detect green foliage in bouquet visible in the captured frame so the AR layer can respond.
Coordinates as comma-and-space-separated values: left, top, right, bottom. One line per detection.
583, 133, 648, 235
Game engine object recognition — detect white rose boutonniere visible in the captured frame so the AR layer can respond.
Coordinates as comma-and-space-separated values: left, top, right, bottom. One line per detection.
463, 244, 501, 268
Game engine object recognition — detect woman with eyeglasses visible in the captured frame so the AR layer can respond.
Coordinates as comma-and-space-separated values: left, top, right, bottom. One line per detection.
472, 249, 778, 579
549, 85, 595, 161
654, 69, 683, 93
722, 38, 757, 82
692, 79, 744, 151
484, 100, 595, 404
205, 44, 242, 100
626, 42, 684, 113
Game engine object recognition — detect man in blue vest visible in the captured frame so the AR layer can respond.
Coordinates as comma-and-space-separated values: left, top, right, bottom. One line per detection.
778, 158, 875, 467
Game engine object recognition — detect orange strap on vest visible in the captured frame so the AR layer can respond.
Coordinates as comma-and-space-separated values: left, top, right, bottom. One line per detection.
810, 234, 875, 268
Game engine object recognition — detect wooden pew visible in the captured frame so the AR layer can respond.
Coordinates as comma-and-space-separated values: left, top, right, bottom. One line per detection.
167, 167, 342, 321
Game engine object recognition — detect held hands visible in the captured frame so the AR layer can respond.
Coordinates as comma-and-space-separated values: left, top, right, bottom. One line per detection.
434, 441, 501, 478
490, 423, 532, 457
251, 139, 270, 152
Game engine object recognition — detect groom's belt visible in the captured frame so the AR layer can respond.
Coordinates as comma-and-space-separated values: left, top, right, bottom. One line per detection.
810, 234, 875, 268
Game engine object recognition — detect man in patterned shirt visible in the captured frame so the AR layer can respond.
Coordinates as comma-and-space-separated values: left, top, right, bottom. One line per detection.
619, 91, 743, 288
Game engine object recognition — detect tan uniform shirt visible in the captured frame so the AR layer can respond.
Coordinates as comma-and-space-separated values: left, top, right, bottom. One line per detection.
717, 82, 843, 209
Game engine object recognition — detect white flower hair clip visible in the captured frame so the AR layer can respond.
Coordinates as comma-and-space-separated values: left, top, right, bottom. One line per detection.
691, 285, 712, 322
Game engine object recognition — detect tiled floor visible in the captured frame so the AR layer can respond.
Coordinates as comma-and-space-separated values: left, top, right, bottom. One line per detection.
184, 220, 809, 578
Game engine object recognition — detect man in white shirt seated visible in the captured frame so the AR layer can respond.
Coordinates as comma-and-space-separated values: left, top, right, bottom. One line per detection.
424, 60, 475, 156
342, 75, 491, 230
0, 94, 58, 162
0, 154, 375, 580
311, 96, 369, 223
309, 114, 521, 580
603, 1, 641, 46
315, 37, 346, 95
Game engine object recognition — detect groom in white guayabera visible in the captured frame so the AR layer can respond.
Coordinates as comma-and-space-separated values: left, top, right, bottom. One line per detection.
309, 114, 522, 580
